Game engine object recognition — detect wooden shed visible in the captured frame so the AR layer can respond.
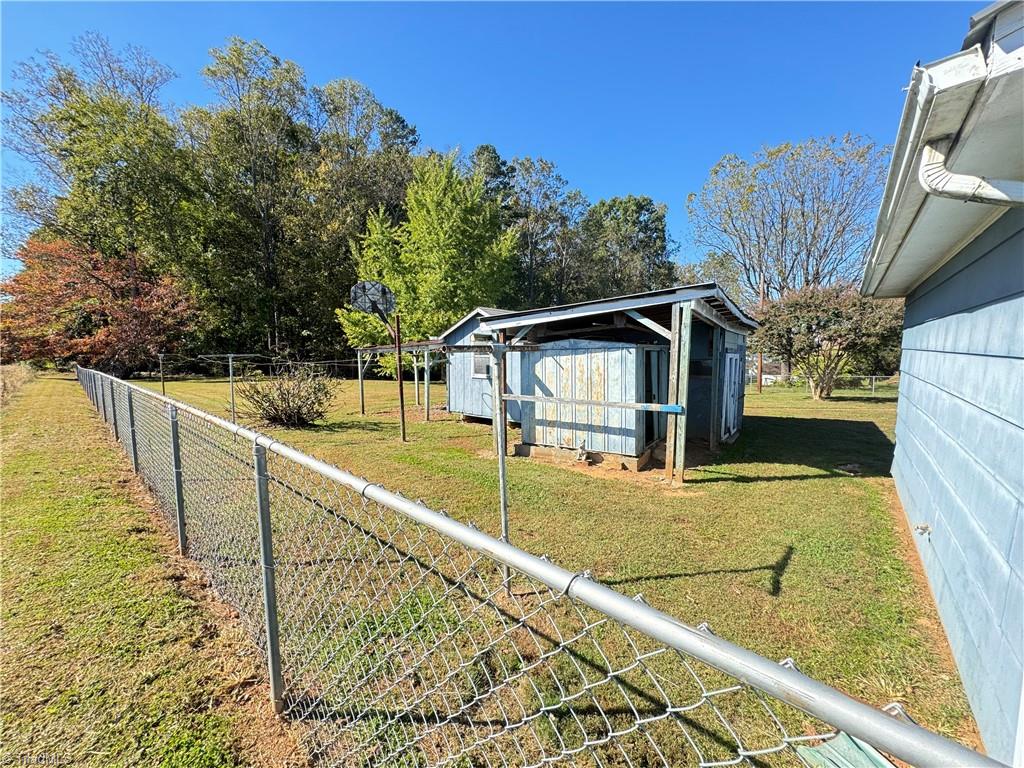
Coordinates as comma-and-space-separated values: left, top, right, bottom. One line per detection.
441, 283, 756, 477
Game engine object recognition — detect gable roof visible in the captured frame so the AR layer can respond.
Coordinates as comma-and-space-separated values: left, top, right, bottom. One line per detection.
436, 306, 512, 341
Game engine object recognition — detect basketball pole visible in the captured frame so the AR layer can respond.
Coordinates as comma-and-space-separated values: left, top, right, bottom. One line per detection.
395, 312, 407, 442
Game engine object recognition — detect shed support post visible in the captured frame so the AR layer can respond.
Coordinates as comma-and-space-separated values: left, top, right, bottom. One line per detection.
357, 350, 365, 415
424, 351, 431, 422
492, 339, 510, 592
126, 388, 140, 473
413, 351, 420, 406
664, 301, 692, 484
253, 443, 285, 714
709, 326, 723, 452
168, 405, 187, 555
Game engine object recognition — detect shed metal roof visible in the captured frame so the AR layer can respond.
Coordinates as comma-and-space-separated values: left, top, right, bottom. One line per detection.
479, 283, 757, 334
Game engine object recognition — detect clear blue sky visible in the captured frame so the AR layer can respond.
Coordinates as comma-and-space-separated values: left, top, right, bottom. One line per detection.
1, 1, 980, 267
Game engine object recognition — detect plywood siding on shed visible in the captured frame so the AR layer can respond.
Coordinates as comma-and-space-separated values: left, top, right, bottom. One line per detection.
892, 208, 1023, 763
444, 316, 522, 422
520, 339, 648, 456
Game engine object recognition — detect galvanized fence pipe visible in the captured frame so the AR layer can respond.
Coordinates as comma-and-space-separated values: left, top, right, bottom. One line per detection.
167, 404, 188, 555
253, 442, 285, 714
73, 367, 1002, 768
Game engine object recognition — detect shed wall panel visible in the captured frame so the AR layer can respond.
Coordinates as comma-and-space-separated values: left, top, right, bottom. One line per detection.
521, 339, 642, 456
443, 315, 522, 422
891, 208, 1024, 763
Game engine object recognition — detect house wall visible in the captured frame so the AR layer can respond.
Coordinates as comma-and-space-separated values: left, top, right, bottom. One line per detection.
892, 208, 1023, 763
444, 316, 522, 422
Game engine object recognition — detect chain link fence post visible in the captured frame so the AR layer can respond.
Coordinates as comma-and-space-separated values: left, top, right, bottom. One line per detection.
108, 378, 119, 441
168, 404, 187, 555
253, 442, 285, 714
126, 388, 140, 472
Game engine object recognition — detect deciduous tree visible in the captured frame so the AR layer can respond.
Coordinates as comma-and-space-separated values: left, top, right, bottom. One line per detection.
580, 195, 675, 299
1, 239, 194, 375
337, 153, 516, 353
752, 286, 903, 399
687, 135, 888, 308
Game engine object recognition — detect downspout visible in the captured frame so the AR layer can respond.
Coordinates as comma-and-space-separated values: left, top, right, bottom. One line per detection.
919, 138, 1024, 206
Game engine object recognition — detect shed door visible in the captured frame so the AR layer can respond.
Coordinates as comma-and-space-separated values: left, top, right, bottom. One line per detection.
722, 353, 741, 439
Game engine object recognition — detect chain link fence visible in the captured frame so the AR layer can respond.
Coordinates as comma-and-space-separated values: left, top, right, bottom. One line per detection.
76, 367, 998, 768
745, 373, 900, 395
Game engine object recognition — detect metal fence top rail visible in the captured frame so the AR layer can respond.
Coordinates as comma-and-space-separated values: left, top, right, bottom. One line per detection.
76, 366, 1002, 768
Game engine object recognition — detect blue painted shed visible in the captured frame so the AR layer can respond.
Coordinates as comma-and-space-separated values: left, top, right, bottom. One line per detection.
860, 4, 1023, 761
441, 284, 756, 473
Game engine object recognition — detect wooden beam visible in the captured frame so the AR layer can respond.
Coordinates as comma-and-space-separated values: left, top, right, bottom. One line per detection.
510, 324, 534, 345
664, 301, 692, 484
624, 309, 672, 340
709, 326, 723, 452
664, 304, 681, 482
357, 349, 365, 415
503, 394, 683, 413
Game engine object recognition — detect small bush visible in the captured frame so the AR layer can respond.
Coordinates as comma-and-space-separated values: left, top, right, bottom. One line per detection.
237, 366, 335, 427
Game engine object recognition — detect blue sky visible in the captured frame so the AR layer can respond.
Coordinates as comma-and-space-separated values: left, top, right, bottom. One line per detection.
2, 1, 980, 267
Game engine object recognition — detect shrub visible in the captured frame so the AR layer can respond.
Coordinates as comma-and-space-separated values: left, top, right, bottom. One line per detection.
237, 366, 335, 427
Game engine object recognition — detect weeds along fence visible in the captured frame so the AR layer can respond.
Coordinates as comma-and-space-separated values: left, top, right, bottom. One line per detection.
76, 367, 997, 768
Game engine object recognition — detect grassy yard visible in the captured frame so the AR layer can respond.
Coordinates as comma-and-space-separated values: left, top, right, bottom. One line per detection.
0, 376, 305, 767
135, 374, 978, 749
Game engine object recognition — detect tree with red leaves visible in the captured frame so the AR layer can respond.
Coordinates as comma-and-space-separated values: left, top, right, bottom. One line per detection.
1, 239, 194, 375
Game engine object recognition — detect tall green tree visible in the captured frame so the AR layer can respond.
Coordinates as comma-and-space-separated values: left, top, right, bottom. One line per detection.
337, 153, 515, 350
506, 156, 581, 307
181, 38, 314, 353
182, 40, 419, 356
579, 195, 675, 299
2, 33, 199, 328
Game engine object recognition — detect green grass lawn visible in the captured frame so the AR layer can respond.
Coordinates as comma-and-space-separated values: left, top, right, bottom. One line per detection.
135, 374, 978, 750
0, 376, 305, 767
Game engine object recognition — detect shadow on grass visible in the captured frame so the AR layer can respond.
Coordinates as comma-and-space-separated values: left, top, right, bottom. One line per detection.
826, 395, 898, 404
695, 415, 895, 482
306, 418, 393, 434
605, 545, 794, 597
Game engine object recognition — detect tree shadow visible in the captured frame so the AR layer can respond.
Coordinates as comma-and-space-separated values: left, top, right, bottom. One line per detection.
306, 418, 392, 434
689, 415, 895, 482
826, 395, 898, 404
604, 545, 795, 597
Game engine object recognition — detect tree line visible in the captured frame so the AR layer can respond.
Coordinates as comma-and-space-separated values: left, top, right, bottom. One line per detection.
2, 34, 899, 391
1, 35, 675, 372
